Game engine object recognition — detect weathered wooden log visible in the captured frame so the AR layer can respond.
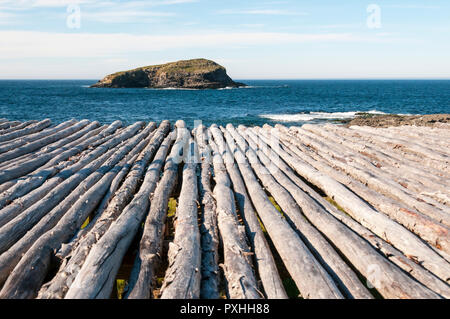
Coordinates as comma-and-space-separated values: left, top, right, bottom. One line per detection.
309, 125, 450, 210
0, 121, 20, 131
0, 121, 101, 184
208, 128, 287, 299
37, 122, 171, 299
208, 127, 262, 299
159, 136, 202, 299
0, 124, 105, 198
288, 126, 449, 226
0, 125, 154, 294
273, 125, 450, 255
214, 126, 344, 299
192, 125, 220, 299
324, 124, 450, 182
293, 127, 450, 224
288, 125, 450, 215
125, 127, 189, 299
351, 125, 450, 162
0, 120, 37, 137
245, 126, 446, 298
0, 121, 103, 171
237, 126, 373, 299
348, 126, 449, 173
0, 127, 154, 299
382, 127, 450, 154
0, 119, 71, 152
258, 125, 450, 284
325, 124, 450, 180
304, 124, 450, 205
0, 121, 125, 228
58, 123, 165, 257
0, 119, 89, 163
0, 122, 120, 192
0, 125, 119, 226
0, 122, 148, 260
64, 123, 183, 299
247, 128, 450, 298
0, 119, 51, 144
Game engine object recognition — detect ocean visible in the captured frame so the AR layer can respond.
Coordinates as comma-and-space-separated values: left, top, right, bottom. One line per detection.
0, 80, 449, 127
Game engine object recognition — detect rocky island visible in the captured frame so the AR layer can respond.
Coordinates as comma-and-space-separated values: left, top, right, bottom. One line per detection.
90, 58, 246, 89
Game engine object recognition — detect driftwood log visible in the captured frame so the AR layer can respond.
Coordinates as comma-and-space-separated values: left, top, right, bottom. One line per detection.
159, 135, 202, 299
0, 119, 51, 144
216, 126, 344, 299
63, 123, 185, 299
193, 125, 220, 299
209, 127, 287, 299
0, 123, 157, 298
246, 126, 444, 299
37, 121, 171, 299
257, 125, 450, 284
236, 126, 373, 299
209, 126, 262, 299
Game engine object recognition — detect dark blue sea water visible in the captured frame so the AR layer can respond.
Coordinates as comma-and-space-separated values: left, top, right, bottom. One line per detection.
0, 80, 449, 127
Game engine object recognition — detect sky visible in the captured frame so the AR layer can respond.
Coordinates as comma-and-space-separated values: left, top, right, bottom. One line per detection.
0, 0, 449, 79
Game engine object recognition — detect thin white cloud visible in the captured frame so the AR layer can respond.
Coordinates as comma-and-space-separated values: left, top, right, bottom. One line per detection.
219, 9, 307, 16
0, 0, 195, 25
82, 10, 175, 23
0, 0, 198, 8
0, 30, 397, 60
385, 4, 440, 9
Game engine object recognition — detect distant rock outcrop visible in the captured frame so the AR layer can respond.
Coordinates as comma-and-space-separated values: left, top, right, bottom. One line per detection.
90, 58, 246, 89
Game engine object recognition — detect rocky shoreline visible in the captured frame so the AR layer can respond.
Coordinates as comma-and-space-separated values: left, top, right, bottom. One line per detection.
343, 113, 450, 128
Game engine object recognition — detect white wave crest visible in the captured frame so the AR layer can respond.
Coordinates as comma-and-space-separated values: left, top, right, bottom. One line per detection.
259, 110, 387, 122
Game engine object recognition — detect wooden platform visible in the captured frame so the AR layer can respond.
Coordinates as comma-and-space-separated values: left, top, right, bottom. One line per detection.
0, 118, 448, 299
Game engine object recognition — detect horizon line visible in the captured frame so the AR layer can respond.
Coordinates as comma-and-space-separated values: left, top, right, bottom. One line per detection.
1, 78, 450, 81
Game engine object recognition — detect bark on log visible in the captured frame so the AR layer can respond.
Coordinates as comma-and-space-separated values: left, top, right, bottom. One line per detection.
64, 123, 182, 299
208, 128, 287, 299
208, 127, 262, 299
214, 126, 344, 299
0, 119, 51, 144
159, 135, 202, 299
237, 126, 373, 299
257, 125, 450, 284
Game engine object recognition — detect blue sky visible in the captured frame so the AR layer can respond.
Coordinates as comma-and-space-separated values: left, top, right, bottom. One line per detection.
0, 0, 449, 79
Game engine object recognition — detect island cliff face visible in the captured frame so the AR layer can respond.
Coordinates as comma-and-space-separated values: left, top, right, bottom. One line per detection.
90, 59, 246, 89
